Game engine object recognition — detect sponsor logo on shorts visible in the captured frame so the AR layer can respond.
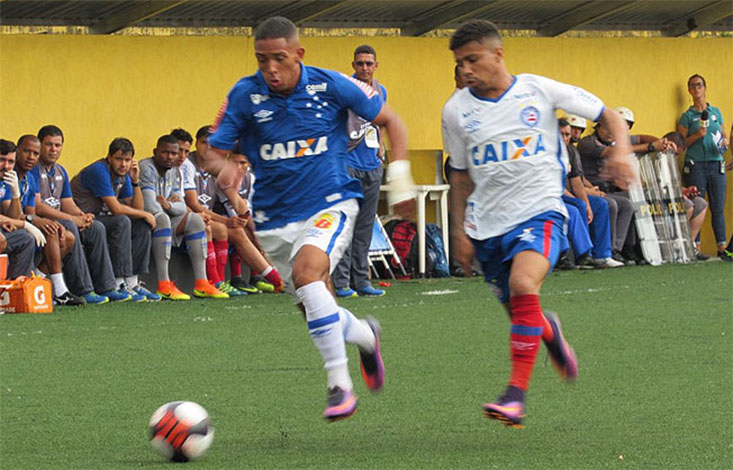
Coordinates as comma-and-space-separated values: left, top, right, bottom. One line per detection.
313, 213, 335, 230
517, 228, 536, 243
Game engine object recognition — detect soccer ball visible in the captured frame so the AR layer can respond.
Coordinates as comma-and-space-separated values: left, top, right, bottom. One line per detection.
149, 401, 214, 462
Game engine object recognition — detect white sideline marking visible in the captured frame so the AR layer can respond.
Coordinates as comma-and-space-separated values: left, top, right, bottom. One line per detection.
421, 289, 459, 296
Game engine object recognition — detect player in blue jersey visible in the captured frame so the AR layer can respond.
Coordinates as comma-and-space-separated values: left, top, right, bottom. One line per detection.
205, 16, 415, 422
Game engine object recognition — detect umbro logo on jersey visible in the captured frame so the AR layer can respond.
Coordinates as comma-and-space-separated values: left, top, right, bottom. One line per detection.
306, 83, 328, 94
254, 109, 274, 123
471, 134, 546, 165
250, 93, 270, 105
260, 136, 329, 160
198, 194, 212, 204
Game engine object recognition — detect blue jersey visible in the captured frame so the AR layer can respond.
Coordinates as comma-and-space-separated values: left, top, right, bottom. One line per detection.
6, 171, 39, 210
209, 63, 384, 230
70, 159, 133, 215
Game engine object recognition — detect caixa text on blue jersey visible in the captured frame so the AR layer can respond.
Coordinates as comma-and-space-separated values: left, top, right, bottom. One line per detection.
259, 136, 329, 160
471, 134, 547, 165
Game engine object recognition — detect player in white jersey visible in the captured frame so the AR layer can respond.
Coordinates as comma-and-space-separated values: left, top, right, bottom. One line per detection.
443, 20, 636, 428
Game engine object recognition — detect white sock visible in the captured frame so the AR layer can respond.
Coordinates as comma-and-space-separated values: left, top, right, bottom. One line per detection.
115, 277, 124, 288
296, 281, 352, 391
125, 275, 138, 287
340, 308, 376, 352
50, 273, 68, 296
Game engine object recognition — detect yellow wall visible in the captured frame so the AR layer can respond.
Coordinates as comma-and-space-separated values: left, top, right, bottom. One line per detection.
1, 34, 731, 251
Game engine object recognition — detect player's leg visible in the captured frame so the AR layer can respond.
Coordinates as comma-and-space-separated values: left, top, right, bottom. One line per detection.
211, 222, 230, 286
208, 221, 245, 296
587, 195, 616, 264
173, 212, 226, 299
290, 200, 380, 421
152, 213, 188, 300
350, 166, 385, 297
79, 220, 119, 298
204, 223, 221, 286
3, 229, 35, 279
482, 213, 575, 427
43, 230, 83, 305
564, 202, 593, 268
57, 219, 96, 299
229, 226, 283, 292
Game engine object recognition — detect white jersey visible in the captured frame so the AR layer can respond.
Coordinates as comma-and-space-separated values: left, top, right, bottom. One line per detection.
443, 73, 604, 239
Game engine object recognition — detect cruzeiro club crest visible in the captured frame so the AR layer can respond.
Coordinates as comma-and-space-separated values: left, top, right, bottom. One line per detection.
520, 106, 540, 128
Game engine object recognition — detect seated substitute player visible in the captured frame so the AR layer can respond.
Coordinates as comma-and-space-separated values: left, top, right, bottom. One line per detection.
70, 137, 160, 301
203, 16, 415, 422
139, 134, 226, 300
0, 139, 42, 278
172, 127, 245, 297
443, 20, 636, 428
211, 147, 285, 293
31, 125, 130, 303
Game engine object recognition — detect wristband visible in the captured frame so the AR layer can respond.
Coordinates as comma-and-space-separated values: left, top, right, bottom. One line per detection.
385, 160, 416, 207
131, 182, 140, 187
648, 142, 655, 153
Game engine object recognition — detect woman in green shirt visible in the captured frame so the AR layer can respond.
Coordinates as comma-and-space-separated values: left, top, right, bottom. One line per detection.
677, 74, 729, 259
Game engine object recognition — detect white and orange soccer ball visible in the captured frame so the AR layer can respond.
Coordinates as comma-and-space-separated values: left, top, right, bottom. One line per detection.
149, 401, 214, 462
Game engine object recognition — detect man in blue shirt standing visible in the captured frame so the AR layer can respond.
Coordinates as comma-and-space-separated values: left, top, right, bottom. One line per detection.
332, 45, 388, 298
206, 17, 415, 422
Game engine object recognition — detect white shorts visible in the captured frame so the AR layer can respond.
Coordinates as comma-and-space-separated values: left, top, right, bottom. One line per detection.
257, 199, 359, 295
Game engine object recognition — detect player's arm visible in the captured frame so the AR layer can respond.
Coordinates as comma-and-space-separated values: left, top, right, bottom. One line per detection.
569, 176, 593, 224
184, 189, 208, 214
372, 103, 415, 218
449, 169, 475, 277
3, 192, 22, 220
35, 194, 76, 222
102, 195, 156, 228
597, 108, 637, 190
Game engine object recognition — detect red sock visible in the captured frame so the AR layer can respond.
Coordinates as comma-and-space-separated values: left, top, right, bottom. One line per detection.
262, 266, 283, 291
508, 294, 544, 391
206, 241, 221, 284
213, 240, 228, 281
229, 251, 243, 278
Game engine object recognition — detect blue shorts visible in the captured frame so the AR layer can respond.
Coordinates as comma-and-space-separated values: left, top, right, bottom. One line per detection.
471, 211, 565, 304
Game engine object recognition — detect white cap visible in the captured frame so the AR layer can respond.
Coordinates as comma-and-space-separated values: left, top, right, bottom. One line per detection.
615, 106, 635, 123
567, 114, 587, 129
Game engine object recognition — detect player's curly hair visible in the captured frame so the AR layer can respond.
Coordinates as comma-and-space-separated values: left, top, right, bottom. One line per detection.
255, 16, 298, 41
450, 19, 502, 51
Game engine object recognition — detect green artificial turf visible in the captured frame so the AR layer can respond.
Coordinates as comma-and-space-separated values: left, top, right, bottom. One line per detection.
1, 262, 731, 469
